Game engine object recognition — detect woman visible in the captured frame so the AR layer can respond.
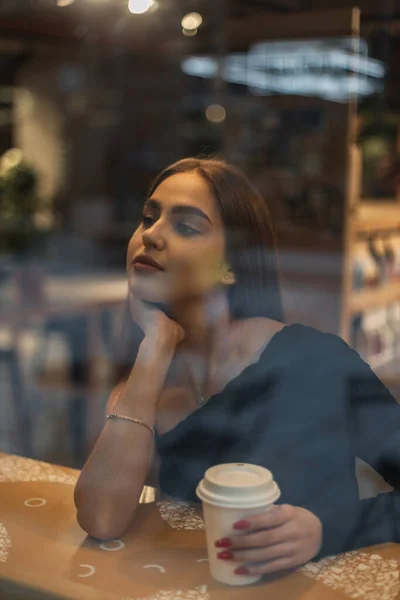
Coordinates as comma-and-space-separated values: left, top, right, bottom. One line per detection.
75, 158, 400, 577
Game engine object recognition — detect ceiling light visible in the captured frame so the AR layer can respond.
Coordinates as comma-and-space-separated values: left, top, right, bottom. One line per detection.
57, 0, 75, 6
181, 12, 202, 30
206, 104, 226, 124
128, 0, 153, 14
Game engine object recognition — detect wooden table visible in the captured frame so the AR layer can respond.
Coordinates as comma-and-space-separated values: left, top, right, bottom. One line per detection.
1, 453, 400, 600
0, 270, 128, 320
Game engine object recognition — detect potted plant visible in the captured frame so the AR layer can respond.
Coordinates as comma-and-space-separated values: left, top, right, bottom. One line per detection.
0, 148, 49, 257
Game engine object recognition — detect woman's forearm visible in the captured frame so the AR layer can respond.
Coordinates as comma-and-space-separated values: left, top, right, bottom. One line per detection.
74, 337, 174, 540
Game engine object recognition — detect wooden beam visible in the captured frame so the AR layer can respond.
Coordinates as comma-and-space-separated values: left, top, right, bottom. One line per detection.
222, 7, 360, 51
251, 0, 301, 12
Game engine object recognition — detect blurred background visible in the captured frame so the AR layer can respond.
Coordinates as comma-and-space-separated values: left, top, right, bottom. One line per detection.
1, 0, 400, 469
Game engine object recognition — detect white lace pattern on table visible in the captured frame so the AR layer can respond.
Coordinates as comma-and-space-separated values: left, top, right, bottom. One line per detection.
156, 501, 205, 531
0, 523, 11, 563
125, 585, 209, 600
0, 455, 77, 485
302, 551, 400, 600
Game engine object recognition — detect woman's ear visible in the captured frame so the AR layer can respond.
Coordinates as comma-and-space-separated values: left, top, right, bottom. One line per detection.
222, 267, 236, 286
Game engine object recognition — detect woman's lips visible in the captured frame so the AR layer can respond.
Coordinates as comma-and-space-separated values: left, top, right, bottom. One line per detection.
132, 254, 164, 274
133, 262, 163, 274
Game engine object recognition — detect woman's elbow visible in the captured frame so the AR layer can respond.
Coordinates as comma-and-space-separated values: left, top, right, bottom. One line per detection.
76, 508, 127, 542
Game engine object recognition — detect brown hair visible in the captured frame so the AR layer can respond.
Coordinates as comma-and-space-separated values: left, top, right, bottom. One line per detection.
115, 157, 283, 382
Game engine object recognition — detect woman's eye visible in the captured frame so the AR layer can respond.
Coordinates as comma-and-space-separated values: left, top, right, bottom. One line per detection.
142, 216, 155, 228
175, 222, 199, 236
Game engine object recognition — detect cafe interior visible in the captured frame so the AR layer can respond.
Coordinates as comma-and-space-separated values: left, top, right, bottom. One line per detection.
2, 0, 400, 598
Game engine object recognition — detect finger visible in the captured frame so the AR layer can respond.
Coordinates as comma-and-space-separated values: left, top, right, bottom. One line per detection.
234, 505, 295, 533
230, 522, 294, 550
228, 542, 296, 564
129, 295, 153, 331
235, 555, 297, 577
129, 294, 144, 321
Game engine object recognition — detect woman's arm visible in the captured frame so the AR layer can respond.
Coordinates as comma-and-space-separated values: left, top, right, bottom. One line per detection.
305, 338, 400, 558
343, 349, 400, 552
74, 334, 175, 541
106, 382, 159, 489
222, 333, 400, 571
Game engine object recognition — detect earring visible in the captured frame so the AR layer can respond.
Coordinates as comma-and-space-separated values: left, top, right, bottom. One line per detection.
224, 274, 229, 280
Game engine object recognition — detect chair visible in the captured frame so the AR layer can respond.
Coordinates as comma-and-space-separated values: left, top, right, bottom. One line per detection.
0, 260, 33, 456
0, 346, 33, 457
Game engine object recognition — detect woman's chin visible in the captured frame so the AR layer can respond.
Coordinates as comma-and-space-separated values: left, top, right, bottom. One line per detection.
128, 277, 170, 305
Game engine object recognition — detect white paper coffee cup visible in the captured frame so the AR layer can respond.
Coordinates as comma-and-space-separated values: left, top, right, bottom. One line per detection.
196, 463, 281, 586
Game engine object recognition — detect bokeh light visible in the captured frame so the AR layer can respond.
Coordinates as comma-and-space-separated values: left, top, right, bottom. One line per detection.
205, 104, 226, 124
128, 0, 153, 14
181, 12, 203, 30
183, 28, 198, 37
0, 148, 24, 174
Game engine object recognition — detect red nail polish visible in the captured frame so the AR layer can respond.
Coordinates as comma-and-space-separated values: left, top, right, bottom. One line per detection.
215, 538, 232, 548
233, 520, 250, 530
235, 566, 249, 575
217, 551, 233, 560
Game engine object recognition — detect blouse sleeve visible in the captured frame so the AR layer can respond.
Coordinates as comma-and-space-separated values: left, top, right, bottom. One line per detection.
343, 343, 400, 552
307, 336, 400, 558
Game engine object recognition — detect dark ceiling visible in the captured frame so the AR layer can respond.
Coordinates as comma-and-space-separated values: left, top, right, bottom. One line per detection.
1, 0, 400, 44
0, 0, 400, 84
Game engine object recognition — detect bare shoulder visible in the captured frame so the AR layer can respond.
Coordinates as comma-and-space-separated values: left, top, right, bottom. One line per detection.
236, 317, 286, 361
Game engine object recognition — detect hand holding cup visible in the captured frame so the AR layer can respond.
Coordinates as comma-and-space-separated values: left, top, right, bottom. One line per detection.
215, 504, 322, 577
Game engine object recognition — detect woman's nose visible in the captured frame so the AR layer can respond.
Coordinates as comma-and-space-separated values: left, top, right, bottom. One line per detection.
142, 226, 165, 250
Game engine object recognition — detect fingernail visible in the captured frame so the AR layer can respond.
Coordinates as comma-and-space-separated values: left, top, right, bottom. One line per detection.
215, 538, 232, 548
217, 551, 234, 560
235, 566, 249, 575
233, 520, 250, 530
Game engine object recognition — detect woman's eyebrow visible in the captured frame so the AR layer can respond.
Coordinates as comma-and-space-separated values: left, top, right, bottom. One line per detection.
143, 199, 161, 212
145, 198, 212, 223
171, 205, 212, 223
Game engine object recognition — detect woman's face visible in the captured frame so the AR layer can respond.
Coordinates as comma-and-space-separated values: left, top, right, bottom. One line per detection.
127, 171, 229, 305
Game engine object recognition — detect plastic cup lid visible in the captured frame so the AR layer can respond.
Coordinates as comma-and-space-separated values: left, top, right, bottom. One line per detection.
196, 463, 280, 509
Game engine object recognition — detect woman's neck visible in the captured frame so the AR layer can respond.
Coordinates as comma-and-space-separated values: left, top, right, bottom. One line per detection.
171, 291, 232, 357
170, 292, 239, 400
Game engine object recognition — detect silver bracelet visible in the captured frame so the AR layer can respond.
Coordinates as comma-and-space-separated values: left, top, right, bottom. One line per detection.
106, 413, 155, 437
